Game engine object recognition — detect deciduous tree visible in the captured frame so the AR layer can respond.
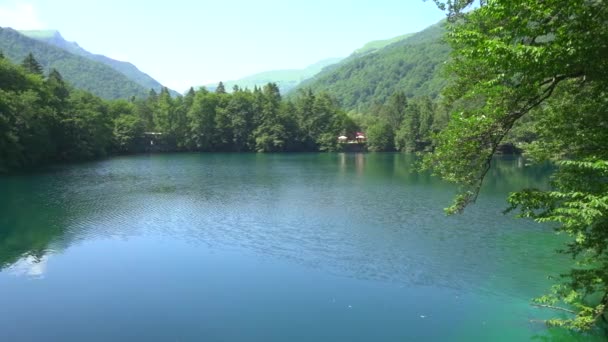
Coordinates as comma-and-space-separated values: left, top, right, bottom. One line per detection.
426, 0, 608, 330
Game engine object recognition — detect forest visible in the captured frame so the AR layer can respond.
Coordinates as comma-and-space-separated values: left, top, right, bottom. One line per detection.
0, 51, 456, 172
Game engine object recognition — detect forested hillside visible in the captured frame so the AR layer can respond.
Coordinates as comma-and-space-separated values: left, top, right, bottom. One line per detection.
0, 55, 359, 172
295, 21, 449, 112
20, 30, 178, 96
0, 27, 150, 99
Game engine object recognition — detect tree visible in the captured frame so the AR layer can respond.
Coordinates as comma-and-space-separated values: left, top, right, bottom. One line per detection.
367, 120, 394, 152
395, 101, 420, 152
187, 90, 218, 151
60, 90, 112, 160
46, 69, 69, 109
426, 0, 608, 331
253, 83, 287, 152
225, 91, 255, 151
214, 100, 233, 151
380, 91, 408, 130
293, 88, 317, 149
113, 114, 144, 153
21, 53, 44, 75
417, 97, 434, 146
216, 81, 226, 94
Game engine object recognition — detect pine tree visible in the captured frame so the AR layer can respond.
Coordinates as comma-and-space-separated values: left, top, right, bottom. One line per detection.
216, 82, 226, 94
21, 53, 43, 75
46, 68, 69, 109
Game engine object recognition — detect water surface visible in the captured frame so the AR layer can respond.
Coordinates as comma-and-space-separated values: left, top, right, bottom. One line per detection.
0, 153, 597, 341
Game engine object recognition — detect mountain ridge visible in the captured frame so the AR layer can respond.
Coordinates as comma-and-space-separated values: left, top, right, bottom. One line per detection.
202, 57, 343, 94
293, 20, 449, 112
19, 29, 179, 96
0, 27, 150, 99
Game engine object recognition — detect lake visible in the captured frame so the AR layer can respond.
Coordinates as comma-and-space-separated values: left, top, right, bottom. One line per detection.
0, 153, 599, 341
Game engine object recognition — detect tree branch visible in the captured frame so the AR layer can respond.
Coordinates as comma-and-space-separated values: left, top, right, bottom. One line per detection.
532, 303, 577, 314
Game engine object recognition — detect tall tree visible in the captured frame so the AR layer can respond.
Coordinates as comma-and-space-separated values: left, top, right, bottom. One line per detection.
21, 53, 43, 75
380, 91, 408, 130
216, 81, 226, 94
253, 83, 287, 152
46, 69, 69, 109
225, 91, 255, 151
427, 0, 608, 330
416, 97, 435, 150
187, 90, 218, 151
153, 87, 176, 147
367, 120, 394, 152
395, 101, 420, 152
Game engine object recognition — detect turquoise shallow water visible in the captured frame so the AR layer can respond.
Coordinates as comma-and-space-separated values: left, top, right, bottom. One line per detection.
0, 153, 601, 341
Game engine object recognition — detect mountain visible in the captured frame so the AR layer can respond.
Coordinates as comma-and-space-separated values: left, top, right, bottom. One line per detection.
19, 30, 179, 96
294, 21, 449, 112
351, 33, 415, 56
203, 57, 343, 94
0, 27, 149, 99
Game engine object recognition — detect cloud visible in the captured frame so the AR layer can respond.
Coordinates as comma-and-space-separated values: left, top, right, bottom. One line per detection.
0, 2, 45, 30
8, 254, 49, 279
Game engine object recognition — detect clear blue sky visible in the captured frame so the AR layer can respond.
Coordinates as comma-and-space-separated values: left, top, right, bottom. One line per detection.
0, 0, 446, 92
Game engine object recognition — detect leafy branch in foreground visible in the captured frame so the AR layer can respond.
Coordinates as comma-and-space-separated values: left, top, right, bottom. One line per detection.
426, 0, 608, 331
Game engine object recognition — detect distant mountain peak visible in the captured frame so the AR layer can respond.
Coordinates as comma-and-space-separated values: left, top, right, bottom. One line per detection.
0, 27, 150, 99
18, 29, 62, 40
201, 57, 343, 94
18, 29, 178, 96
351, 33, 414, 56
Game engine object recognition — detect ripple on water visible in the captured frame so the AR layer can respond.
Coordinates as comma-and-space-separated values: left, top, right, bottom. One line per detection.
0, 153, 582, 341
1, 154, 561, 295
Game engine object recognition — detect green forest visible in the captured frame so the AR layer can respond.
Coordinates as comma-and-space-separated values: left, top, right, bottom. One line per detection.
0, 51, 454, 172
0, 55, 344, 171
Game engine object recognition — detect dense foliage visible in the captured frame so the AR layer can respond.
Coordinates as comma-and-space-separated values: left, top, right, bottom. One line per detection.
0, 28, 150, 99
0, 55, 363, 171
353, 92, 449, 152
295, 21, 449, 113
426, 0, 608, 332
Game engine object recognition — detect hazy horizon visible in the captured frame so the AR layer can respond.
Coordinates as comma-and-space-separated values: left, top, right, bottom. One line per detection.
0, 0, 446, 92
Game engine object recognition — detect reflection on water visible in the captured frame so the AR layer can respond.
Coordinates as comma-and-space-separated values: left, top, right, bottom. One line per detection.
0, 153, 557, 288
0, 153, 593, 341
7, 254, 50, 278
0, 154, 552, 288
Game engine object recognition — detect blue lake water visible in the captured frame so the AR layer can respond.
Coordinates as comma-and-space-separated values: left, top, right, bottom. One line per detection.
0, 153, 599, 341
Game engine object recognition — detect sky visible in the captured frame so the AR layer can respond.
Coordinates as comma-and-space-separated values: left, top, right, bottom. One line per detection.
0, 0, 446, 92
